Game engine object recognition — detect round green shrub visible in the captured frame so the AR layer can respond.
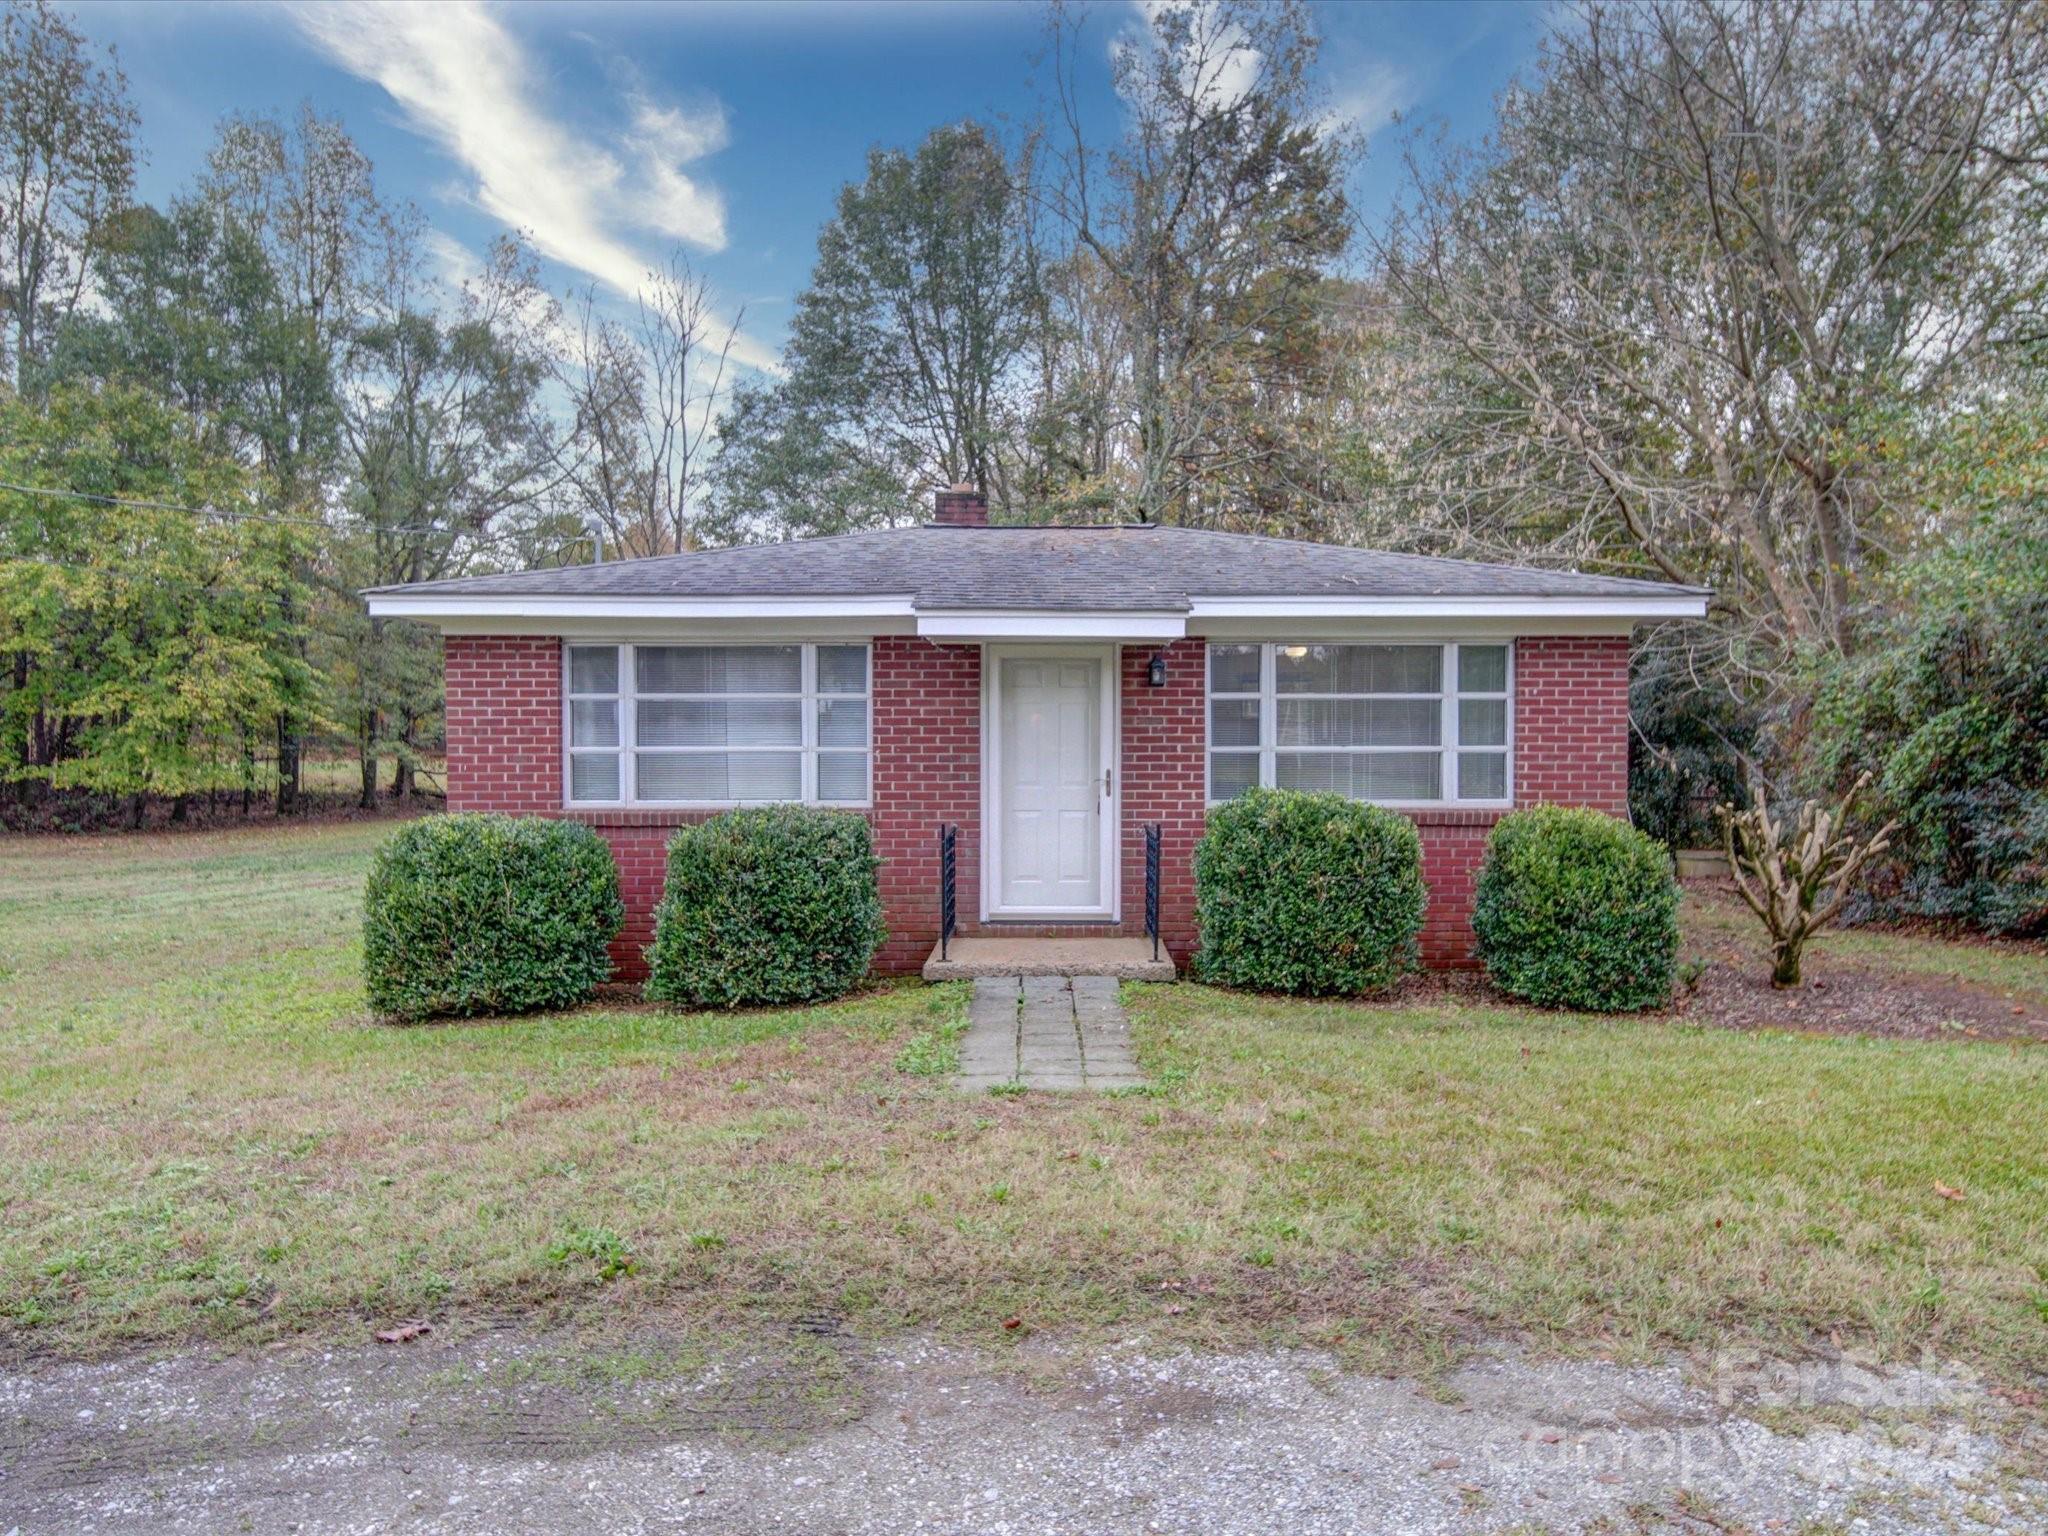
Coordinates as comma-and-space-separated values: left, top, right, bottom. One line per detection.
1472, 805, 1680, 1012
1193, 787, 1426, 995
645, 806, 885, 1009
362, 814, 624, 1022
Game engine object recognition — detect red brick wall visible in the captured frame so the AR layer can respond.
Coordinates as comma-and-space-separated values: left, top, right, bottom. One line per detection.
1512, 635, 1631, 813
444, 635, 563, 817
435, 630, 1633, 979
871, 636, 982, 974
1119, 639, 1205, 963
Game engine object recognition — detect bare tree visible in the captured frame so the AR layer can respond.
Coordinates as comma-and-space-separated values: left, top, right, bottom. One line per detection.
1375, 0, 2048, 687
1042, 0, 1355, 524
560, 254, 743, 558
0, 0, 136, 393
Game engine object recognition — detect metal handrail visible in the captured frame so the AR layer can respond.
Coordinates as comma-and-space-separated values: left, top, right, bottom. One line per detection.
1144, 822, 1162, 962
938, 823, 958, 961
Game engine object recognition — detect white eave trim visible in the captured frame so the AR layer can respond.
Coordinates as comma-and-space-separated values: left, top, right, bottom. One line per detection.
363, 593, 918, 621
1187, 594, 1709, 621
365, 589, 1707, 628
914, 609, 1187, 640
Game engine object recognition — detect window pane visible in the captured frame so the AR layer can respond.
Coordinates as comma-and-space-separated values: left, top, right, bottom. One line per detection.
636, 751, 801, 802
568, 645, 618, 695
1458, 698, 1507, 747
570, 699, 619, 748
817, 697, 868, 748
1275, 644, 1440, 695
817, 644, 868, 695
1459, 752, 1508, 800
816, 752, 869, 802
636, 645, 800, 695
637, 698, 801, 747
1209, 752, 1258, 800
1210, 698, 1260, 747
1209, 644, 1260, 693
569, 752, 620, 801
1459, 645, 1509, 693
1277, 751, 1442, 801
1277, 698, 1440, 748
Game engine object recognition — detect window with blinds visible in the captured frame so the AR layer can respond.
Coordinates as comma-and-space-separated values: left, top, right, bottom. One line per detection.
564, 643, 871, 807
1207, 642, 1511, 806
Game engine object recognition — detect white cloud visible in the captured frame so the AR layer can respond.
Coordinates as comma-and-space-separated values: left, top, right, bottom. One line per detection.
1329, 59, 1417, 133
1121, 0, 1262, 111
292, 0, 780, 375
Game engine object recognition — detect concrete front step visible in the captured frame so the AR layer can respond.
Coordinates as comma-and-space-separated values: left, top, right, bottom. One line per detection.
922, 936, 1177, 982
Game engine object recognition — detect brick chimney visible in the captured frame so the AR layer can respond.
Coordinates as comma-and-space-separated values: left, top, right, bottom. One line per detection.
933, 482, 989, 527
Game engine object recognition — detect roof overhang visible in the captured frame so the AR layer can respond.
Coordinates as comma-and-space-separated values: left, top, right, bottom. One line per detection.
914, 609, 1187, 641
363, 590, 1708, 635
1186, 594, 1709, 621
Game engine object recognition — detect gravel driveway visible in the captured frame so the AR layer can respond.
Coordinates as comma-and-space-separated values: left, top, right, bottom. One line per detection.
3, 1325, 2040, 1534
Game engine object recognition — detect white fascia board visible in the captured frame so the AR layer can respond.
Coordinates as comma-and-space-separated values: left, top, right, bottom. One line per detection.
1187, 594, 1708, 622
363, 593, 918, 623
915, 610, 1187, 641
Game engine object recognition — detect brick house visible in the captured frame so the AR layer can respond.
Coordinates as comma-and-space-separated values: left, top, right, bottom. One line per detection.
365, 489, 1706, 979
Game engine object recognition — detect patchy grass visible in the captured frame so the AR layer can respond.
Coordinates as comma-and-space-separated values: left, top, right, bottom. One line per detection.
2, 824, 2045, 1391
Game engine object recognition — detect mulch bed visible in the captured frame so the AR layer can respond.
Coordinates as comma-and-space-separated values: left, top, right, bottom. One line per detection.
1379, 884, 2048, 1045
1672, 958, 2048, 1043
1670, 885, 2048, 1045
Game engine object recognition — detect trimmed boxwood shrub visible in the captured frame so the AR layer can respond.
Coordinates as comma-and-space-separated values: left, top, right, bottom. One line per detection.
645, 806, 885, 1009
363, 814, 624, 1022
1193, 787, 1426, 995
1472, 805, 1679, 1012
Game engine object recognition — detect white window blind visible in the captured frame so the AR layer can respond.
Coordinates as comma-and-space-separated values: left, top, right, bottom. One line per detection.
565, 643, 871, 807
1208, 642, 1511, 806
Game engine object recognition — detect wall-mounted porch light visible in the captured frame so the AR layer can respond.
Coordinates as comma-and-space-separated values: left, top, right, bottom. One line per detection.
1147, 652, 1168, 687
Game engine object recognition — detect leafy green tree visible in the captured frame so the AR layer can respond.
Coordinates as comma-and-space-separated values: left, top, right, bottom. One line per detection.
707, 120, 1037, 539
329, 234, 562, 805
203, 104, 394, 809
1811, 387, 2048, 933
0, 385, 315, 820
49, 197, 336, 463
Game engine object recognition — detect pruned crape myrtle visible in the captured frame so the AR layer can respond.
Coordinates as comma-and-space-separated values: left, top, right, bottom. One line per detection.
1719, 773, 1897, 989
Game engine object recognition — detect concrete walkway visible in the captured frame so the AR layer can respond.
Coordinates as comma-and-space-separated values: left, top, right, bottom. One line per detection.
956, 975, 1145, 1092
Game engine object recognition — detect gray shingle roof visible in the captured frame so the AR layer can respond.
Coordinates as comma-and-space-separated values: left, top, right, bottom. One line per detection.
365, 523, 1706, 610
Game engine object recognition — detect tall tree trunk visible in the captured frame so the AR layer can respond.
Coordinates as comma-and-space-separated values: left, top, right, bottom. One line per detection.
170, 794, 189, 824
276, 715, 301, 816
358, 708, 379, 810
390, 714, 416, 800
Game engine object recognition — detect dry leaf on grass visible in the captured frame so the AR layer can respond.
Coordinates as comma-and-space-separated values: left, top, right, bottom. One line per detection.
374, 1320, 432, 1344
1933, 1182, 1967, 1202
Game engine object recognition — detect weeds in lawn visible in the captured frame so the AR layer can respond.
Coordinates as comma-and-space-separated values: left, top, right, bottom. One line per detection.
894, 1003, 969, 1077
546, 1226, 636, 1282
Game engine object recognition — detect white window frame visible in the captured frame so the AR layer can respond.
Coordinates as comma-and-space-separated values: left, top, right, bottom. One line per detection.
563, 641, 873, 809
1204, 641, 1514, 809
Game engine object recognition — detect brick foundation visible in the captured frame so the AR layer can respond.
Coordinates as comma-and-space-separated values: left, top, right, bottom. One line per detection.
440, 630, 1633, 978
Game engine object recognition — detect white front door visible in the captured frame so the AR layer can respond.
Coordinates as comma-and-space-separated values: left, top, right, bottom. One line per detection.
994, 651, 1109, 914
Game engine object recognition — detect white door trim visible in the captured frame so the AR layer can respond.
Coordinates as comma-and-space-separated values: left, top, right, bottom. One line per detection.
980, 643, 1120, 922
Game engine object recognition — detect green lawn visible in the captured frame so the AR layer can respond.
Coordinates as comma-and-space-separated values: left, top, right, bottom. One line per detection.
2, 821, 2045, 1387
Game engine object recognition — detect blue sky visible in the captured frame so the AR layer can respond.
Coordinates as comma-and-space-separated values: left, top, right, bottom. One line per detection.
77, 0, 1544, 383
